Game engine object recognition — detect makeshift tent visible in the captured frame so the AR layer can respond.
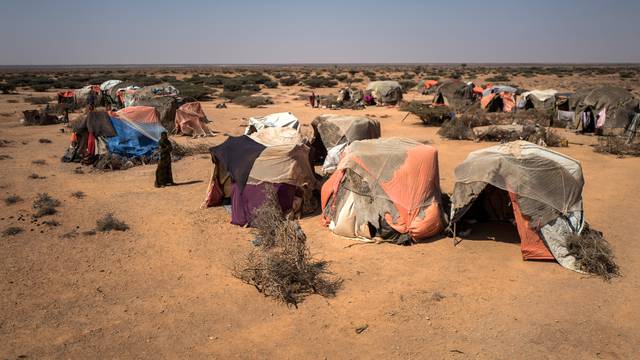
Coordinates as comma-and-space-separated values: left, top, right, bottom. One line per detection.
105, 81, 139, 108
433, 80, 476, 109
309, 114, 381, 173
202, 128, 318, 226
572, 85, 639, 135
366, 81, 403, 105
481, 91, 516, 112
74, 85, 102, 107
130, 96, 178, 132
336, 88, 364, 105
124, 83, 179, 107
449, 141, 585, 271
174, 102, 213, 137
62, 107, 165, 164
244, 112, 299, 135
57, 90, 75, 106
418, 79, 439, 94
100, 80, 122, 92
321, 138, 444, 244
518, 89, 557, 111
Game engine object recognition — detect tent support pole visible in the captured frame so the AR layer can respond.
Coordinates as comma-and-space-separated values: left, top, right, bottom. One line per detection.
453, 222, 457, 247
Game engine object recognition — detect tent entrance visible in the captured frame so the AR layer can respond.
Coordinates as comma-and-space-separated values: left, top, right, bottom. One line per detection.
456, 185, 554, 260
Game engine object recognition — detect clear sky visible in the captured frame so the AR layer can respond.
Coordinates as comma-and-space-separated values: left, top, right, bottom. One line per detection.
1, 0, 639, 65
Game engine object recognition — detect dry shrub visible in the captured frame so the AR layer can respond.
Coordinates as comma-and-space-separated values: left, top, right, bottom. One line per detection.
96, 213, 129, 232
438, 113, 489, 140
401, 102, 452, 125
4, 194, 23, 205
38, 138, 52, 144
26, 96, 53, 105
566, 225, 620, 281
28, 173, 46, 180
71, 191, 85, 199
171, 141, 211, 158
32, 159, 46, 165
0, 155, 13, 160
233, 188, 341, 307
32, 193, 60, 217
233, 95, 273, 108
3, 226, 23, 237
594, 136, 640, 157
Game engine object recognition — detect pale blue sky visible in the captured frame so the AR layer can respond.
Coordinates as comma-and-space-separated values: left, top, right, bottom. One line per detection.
0, 0, 639, 65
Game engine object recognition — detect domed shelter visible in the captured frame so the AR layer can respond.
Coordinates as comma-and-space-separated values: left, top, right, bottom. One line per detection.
481, 85, 518, 113
244, 112, 299, 135
518, 89, 558, 111
433, 80, 476, 109
202, 127, 318, 226
321, 138, 445, 244
174, 102, 214, 137
366, 81, 403, 105
449, 141, 586, 271
572, 85, 639, 135
309, 114, 381, 174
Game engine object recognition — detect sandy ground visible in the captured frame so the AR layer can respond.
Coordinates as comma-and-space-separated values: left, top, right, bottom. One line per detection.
1, 85, 639, 359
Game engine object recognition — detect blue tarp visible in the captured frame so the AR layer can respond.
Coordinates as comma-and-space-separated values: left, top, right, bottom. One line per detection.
106, 117, 165, 157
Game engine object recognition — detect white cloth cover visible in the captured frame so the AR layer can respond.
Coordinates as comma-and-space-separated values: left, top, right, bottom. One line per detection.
100, 80, 123, 91
245, 112, 299, 135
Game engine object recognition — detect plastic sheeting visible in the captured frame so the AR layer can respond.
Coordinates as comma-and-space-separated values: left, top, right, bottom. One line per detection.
244, 112, 299, 135
114, 106, 164, 142
366, 81, 403, 105
100, 80, 122, 91
175, 102, 213, 137
451, 141, 584, 226
106, 117, 164, 157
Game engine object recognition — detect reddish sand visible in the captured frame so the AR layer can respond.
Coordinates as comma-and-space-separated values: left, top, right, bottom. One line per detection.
1, 86, 639, 359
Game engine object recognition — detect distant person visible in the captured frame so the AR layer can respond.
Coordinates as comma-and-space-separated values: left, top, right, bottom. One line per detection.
309, 92, 316, 108
87, 89, 96, 111
316, 95, 321, 108
155, 132, 175, 188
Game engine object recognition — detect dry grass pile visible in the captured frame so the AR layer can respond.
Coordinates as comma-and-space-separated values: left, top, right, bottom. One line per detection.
96, 213, 129, 232
233, 188, 342, 307
401, 102, 452, 126
594, 136, 640, 157
71, 191, 86, 199
171, 141, 211, 158
32, 193, 60, 217
566, 225, 620, 281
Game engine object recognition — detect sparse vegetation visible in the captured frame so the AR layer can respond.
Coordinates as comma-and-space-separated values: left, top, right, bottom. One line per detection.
71, 191, 86, 199
401, 102, 452, 125
28, 173, 46, 180
594, 136, 640, 157
32, 159, 46, 165
96, 213, 129, 232
32, 193, 60, 217
4, 194, 23, 205
3, 226, 23, 237
233, 95, 273, 108
280, 77, 299, 86
25, 96, 53, 105
233, 188, 341, 307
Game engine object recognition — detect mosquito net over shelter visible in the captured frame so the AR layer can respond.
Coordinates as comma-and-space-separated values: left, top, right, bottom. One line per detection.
202, 127, 318, 226
366, 81, 403, 105
310, 114, 381, 173
450, 141, 585, 271
321, 138, 444, 243
572, 85, 639, 135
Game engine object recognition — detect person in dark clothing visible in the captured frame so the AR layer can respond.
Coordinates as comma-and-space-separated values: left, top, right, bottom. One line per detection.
87, 89, 96, 111
155, 132, 175, 187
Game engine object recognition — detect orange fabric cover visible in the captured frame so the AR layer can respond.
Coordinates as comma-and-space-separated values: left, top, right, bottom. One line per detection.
58, 90, 75, 98
473, 86, 484, 95
424, 80, 438, 89
175, 102, 210, 136
379, 145, 443, 239
321, 143, 444, 240
509, 192, 554, 260
501, 92, 515, 112
481, 93, 495, 109
115, 106, 160, 124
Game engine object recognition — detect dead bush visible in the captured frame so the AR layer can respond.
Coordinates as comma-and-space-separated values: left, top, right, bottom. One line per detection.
233, 188, 342, 307
71, 191, 86, 199
438, 113, 489, 140
28, 173, 46, 180
171, 141, 211, 158
96, 213, 129, 232
3, 226, 23, 237
0, 155, 13, 160
4, 194, 23, 205
32, 159, 46, 165
594, 136, 640, 157
566, 225, 620, 281
26, 96, 53, 105
32, 193, 60, 217
233, 95, 273, 108
401, 102, 452, 126
38, 138, 52, 144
